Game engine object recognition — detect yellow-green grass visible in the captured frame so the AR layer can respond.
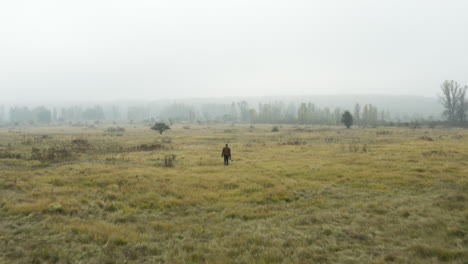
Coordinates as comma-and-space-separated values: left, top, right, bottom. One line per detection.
0, 124, 467, 263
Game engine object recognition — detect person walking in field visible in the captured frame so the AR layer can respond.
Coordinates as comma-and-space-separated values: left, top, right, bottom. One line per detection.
222, 144, 231, 166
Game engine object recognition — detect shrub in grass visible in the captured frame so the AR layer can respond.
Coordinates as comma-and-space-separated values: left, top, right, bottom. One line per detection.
48, 203, 63, 214
164, 154, 176, 167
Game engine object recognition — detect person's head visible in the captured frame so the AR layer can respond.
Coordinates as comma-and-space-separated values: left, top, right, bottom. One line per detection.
225, 144, 228, 147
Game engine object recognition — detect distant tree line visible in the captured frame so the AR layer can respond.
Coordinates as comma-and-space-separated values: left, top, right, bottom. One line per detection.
5, 105, 105, 124
9, 106, 53, 124
296, 102, 389, 126
2, 82, 465, 126
0, 101, 392, 126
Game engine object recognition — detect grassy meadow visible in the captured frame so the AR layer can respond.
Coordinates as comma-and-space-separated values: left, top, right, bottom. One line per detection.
0, 124, 467, 263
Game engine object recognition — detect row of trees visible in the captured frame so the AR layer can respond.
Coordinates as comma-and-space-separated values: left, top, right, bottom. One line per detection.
7, 105, 105, 124
2, 101, 390, 125
297, 102, 388, 126
322, 80, 468, 127
3, 79, 464, 126
9, 106, 53, 124
1, 80, 463, 126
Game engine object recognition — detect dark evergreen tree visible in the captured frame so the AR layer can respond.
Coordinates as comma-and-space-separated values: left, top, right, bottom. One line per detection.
341, 111, 353, 129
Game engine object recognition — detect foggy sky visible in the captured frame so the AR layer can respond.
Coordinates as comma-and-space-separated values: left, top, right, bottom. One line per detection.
1, 0, 468, 102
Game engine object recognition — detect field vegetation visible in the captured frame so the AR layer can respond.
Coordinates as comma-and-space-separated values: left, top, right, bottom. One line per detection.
0, 124, 467, 263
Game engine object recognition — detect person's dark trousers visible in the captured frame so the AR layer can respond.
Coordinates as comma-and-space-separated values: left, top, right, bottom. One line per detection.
224, 155, 230, 165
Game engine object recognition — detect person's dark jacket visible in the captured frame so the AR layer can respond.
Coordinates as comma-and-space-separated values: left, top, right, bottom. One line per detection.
222, 147, 231, 157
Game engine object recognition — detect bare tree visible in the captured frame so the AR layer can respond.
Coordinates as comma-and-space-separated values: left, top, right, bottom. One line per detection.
439, 80, 467, 123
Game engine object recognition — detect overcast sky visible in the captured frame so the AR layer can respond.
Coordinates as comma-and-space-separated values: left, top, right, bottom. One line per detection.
1, 0, 467, 102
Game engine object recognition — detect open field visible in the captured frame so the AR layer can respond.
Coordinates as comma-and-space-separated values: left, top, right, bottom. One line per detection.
0, 124, 467, 263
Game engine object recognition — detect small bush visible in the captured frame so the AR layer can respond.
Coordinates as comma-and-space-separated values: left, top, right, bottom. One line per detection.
419, 135, 433, 141
71, 139, 90, 152
362, 144, 368, 152
324, 137, 336, 143
164, 154, 176, 167
128, 144, 165, 152
71, 138, 89, 146
31, 147, 72, 162
349, 143, 360, 152
0, 150, 22, 159
48, 203, 63, 214
376, 131, 392, 135
272, 126, 279, 132
341, 142, 368, 153
106, 126, 126, 133
282, 139, 305, 145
